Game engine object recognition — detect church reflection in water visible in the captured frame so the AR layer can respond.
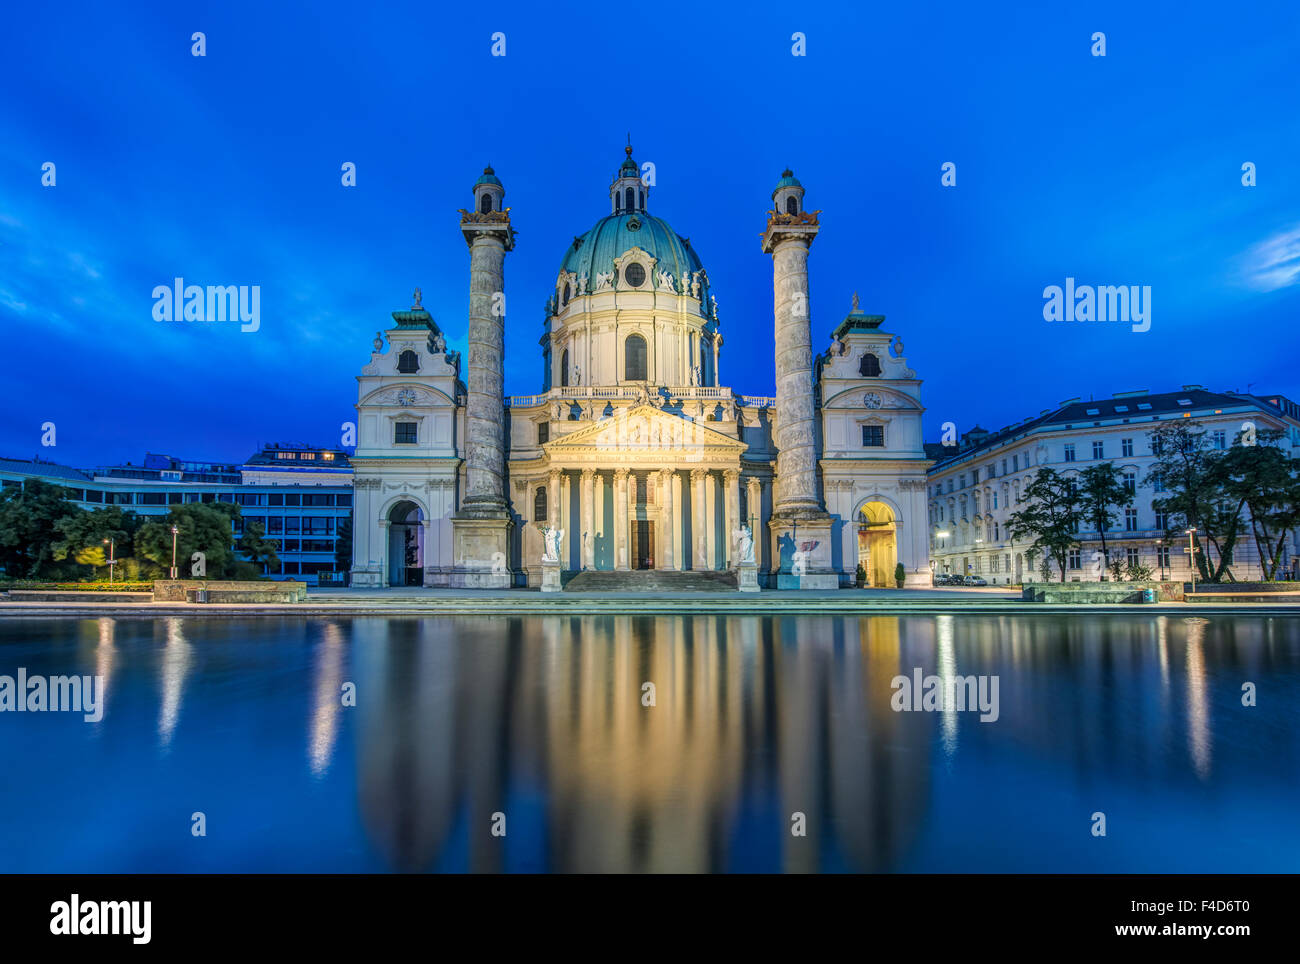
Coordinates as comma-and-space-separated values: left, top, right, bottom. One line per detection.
345, 614, 936, 872
327, 613, 1295, 872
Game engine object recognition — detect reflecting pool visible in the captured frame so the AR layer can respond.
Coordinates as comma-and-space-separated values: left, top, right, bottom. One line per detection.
0, 614, 1297, 872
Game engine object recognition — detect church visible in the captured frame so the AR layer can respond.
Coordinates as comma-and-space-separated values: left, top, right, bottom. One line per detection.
347, 146, 933, 590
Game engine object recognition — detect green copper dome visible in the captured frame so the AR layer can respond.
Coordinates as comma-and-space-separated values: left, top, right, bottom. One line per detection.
560, 213, 709, 301
474, 165, 502, 187
771, 168, 802, 198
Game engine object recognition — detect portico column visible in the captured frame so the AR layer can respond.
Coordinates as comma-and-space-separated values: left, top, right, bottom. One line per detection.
594, 473, 606, 569
614, 469, 630, 571
724, 470, 740, 568
548, 470, 561, 532
672, 471, 683, 568
647, 470, 661, 568
712, 336, 721, 387
704, 471, 718, 570
560, 472, 571, 570
691, 469, 708, 570
580, 469, 595, 570
660, 470, 676, 571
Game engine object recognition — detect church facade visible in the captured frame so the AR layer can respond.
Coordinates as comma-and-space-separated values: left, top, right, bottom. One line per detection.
349, 147, 933, 590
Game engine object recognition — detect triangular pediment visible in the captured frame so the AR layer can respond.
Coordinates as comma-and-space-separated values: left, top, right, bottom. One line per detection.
544, 404, 746, 462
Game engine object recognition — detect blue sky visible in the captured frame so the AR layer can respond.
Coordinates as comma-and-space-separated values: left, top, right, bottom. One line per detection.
2, 0, 1298, 468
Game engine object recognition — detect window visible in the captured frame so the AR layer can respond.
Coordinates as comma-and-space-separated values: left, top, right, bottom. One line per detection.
268, 517, 283, 534
625, 334, 647, 381
479, 193, 492, 214
1152, 473, 1165, 493
1124, 508, 1138, 531
859, 352, 881, 377
1013, 455, 1020, 471
537, 422, 549, 445
1212, 430, 1226, 450
268, 493, 284, 506
1123, 472, 1136, 493
623, 262, 646, 287
534, 486, 547, 521
560, 349, 569, 387
1151, 436, 1164, 455
1092, 440, 1104, 459
236, 493, 262, 506
862, 425, 884, 447
1154, 509, 1169, 530
138, 492, 166, 505
992, 493, 998, 509
397, 350, 420, 373
1157, 545, 1170, 568
785, 196, 797, 215
1126, 547, 1140, 567
394, 421, 418, 444
303, 493, 333, 506
1001, 458, 1008, 474
337, 494, 352, 507
625, 186, 635, 211
562, 283, 570, 306
1064, 444, 1076, 462
1068, 549, 1081, 569
285, 517, 301, 535
1121, 438, 1134, 457
285, 493, 301, 506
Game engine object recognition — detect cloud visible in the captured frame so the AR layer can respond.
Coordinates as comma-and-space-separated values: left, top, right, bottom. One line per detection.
1241, 225, 1300, 292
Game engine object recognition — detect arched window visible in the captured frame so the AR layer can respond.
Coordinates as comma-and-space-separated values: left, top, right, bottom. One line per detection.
625, 186, 635, 211
397, 350, 420, 373
562, 283, 570, 306
625, 334, 647, 381
479, 193, 492, 214
859, 352, 881, 377
785, 196, 798, 215
560, 349, 569, 387
638, 189, 644, 209
534, 486, 547, 521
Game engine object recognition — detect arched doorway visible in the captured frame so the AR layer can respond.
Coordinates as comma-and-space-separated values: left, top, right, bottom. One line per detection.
388, 500, 423, 586
856, 502, 897, 588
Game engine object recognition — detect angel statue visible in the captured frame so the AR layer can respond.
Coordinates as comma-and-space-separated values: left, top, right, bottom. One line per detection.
541, 525, 564, 563
733, 525, 755, 565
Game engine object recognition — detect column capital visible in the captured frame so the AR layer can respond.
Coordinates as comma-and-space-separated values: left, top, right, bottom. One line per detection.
548, 468, 562, 484
613, 467, 630, 482
723, 468, 740, 484
690, 467, 709, 482
580, 467, 595, 482
760, 213, 820, 254
459, 210, 515, 251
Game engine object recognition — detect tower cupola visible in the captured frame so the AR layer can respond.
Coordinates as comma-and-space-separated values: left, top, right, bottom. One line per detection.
473, 165, 505, 215
771, 168, 805, 216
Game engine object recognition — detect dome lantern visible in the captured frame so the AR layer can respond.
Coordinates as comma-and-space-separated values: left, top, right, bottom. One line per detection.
609, 138, 648, 215
772, 168, 805, 217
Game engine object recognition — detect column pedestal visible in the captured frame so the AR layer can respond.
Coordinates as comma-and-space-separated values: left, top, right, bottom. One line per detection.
737, 561, 760, 592
770, 513, 837, 590
541, 560, 562, 593
450, 516, 514, 589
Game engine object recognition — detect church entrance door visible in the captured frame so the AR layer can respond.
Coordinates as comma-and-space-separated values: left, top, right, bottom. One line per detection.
632, 521, 655, 570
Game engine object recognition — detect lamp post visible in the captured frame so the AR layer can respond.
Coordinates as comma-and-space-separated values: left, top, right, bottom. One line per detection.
102, 538, 115, 585
170, 525, 180, 580
1157, 538, 1166, 582
1186, 527, 1198, 593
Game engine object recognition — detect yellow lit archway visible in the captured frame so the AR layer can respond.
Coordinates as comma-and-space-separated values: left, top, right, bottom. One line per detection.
857, 502, 897, 588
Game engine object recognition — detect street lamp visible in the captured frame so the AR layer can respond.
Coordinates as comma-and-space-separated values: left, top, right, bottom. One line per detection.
1186, 527, 1198, 594
102, 538, 115, 585
1157, 538, 1166, 582
170, 525, 180, 580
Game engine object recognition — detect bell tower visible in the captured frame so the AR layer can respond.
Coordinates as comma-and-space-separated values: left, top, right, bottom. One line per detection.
609, 139, 648, 215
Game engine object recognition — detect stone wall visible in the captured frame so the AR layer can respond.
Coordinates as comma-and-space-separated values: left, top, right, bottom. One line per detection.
153, 580, 306, 602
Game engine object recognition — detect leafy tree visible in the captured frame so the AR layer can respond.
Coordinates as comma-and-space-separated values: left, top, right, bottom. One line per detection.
1144, 421, 1243, 583
238, 520, 279, 575
0, 479, 82, 578
135, 502, 242, 579
334, 516, 353, 574
1218, 429, 1300, 581
52, 506, 140, 576
1078, 462, 1134, 576
1007, 468, 1081, 583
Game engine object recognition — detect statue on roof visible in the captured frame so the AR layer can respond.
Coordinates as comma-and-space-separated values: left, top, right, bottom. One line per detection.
413, 287, 423, 309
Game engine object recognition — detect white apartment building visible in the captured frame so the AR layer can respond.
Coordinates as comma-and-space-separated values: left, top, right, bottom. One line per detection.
927, 386, 1300, 584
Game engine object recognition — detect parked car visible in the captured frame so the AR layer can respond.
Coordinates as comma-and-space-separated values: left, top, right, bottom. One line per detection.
964, 575, 988, 587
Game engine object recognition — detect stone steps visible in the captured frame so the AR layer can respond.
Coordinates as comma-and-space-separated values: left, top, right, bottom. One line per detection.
563, 570, 739, 592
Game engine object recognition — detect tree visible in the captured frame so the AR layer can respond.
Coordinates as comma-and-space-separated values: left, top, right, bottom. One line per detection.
136, 502, 242, 579
1007, 468, 1080, 583
1218, 429, 1300, 581
238, 521, 279, 576
1144, 421, 1243, 582
1078, 462, 1133, 577
334, 516, 353, 574
52, 506, 141, 576
0, 479, 82, 578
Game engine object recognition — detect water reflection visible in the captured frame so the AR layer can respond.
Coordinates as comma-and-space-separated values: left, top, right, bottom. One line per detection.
8, 613, 1296, 873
